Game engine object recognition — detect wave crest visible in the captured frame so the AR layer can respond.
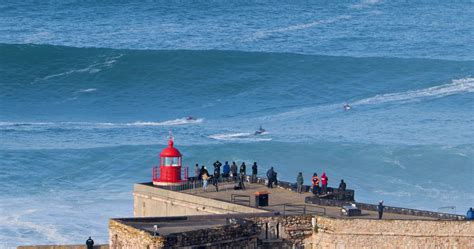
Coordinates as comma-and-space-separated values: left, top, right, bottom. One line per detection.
209, 132, 271, 142
353, 77, 474, 106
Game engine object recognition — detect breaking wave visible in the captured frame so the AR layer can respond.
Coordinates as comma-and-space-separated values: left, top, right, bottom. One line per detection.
126, 118, 203, 126
353, 77, 474, 106
247, 15, 351, 41
209, 132, 272, 142
0, 118, 204, 130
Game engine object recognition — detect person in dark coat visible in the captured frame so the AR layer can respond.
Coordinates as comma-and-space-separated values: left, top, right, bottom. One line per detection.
238, 173, 246, 190
86, 237, 94, 249
338, 179, 346, 191
296, 172, 304, 194
240, 162, 246, 176
213, 167, 220, 192
378, 200, 385, 219
251, 162, 258, 183
266, 167, 275, 188
213, 160, 222, 174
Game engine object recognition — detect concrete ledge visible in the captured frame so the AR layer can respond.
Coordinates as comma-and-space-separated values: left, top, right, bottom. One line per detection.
17, 245, 108, 249
134, 183, 268, 216
305, 196, 465, 220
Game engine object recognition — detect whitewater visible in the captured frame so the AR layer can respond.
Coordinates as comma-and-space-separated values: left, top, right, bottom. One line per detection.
1, 1, 473, 247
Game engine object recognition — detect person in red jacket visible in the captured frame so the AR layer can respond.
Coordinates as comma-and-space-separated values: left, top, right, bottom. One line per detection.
321, 172, 328, 194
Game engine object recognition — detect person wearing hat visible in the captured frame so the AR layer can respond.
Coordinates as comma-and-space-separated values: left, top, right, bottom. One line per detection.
378, 200, 385, 219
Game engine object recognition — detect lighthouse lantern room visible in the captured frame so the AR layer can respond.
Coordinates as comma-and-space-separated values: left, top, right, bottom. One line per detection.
152, 137, 188, 186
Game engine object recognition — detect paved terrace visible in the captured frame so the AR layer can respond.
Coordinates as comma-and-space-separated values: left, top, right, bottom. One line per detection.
176, 181, 440, 220
115, 216, 231, 235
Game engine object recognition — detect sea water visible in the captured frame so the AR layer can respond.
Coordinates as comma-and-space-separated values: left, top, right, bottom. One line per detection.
0, 1, 473, 247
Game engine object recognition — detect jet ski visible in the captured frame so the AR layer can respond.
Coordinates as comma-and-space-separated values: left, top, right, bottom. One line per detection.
186, 116, 197, 121
343, 104, 352, 111
254, 125, 266, 135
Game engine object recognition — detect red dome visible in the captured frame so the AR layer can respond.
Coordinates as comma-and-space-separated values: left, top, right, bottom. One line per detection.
159, 139, 182, 157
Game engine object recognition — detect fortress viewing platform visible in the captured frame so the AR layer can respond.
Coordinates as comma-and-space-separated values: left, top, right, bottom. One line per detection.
107, 179, 473, 248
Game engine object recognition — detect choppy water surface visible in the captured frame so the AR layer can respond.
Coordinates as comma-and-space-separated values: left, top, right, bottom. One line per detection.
1, 1, 473, 247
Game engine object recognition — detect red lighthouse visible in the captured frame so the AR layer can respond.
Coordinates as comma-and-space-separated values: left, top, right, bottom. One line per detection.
152, 138, 187, 186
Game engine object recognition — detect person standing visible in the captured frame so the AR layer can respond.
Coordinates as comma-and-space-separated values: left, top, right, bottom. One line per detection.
251, 162, 258, 183
86, 237, 94, 249
199, 165, 206, 179
202, 168, 209, 192
311, 173, 320, 195
273, 171, 278, 186
321, 172, 328, 194
378, 200, 385, 219
338, 179, 346, 191
230, 161, 238, 182
213, 160, 222, 176
240, 162, 247, 181
223, 161, 230, 178
296, 172, 304, 194
266, 167, 275, 188
213, 167, 220, 192
238, 173, 246, 190
194, 163, 200, 179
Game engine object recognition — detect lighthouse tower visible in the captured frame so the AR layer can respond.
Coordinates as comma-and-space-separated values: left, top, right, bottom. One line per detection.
152, 137, 187, 186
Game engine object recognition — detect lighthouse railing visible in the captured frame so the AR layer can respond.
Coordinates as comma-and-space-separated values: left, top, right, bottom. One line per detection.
152, 166, 160, 182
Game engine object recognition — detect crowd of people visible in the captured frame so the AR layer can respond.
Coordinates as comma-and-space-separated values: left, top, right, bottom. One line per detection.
192, 161, 350, 196
193, 161, 265, 192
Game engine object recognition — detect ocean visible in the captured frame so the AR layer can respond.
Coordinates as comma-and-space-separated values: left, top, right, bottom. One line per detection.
1, 1, 473, 247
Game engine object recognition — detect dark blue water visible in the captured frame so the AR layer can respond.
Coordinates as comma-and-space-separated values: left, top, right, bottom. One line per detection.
1, 1, 473, 247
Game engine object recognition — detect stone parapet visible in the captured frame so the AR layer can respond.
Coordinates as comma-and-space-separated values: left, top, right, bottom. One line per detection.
312, 216, 474, 248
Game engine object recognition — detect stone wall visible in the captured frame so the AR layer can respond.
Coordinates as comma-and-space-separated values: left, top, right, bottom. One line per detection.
18, 246, 108, 249
165, 220, 259, 248
312, 216, 474, 248
250, 215, 314, 248
109, 219, 165, 249
109, 218, 259, 249
133, 183, 267, 217
306, 196, 465, 220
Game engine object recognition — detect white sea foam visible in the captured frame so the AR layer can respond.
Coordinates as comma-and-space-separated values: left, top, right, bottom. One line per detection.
350, 0, 380, 9
78, 88, 97, 93
209, 132, 252, 140
0, 119, 203, 130
33, 54, 123, 83
127, 118, 204, 126
247, 15, 351, 41
209, 132, 272, 142
353, 77, 474, 106
259, 77, 474, 121
0, 214, 68, 245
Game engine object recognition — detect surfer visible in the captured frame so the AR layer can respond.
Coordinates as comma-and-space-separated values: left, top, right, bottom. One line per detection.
254, 125, 266, 135
343, 103, 352, 111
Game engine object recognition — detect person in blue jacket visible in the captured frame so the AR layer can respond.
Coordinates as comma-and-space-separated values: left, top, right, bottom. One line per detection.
223, 161, 230, 178
467, 207, 474, 220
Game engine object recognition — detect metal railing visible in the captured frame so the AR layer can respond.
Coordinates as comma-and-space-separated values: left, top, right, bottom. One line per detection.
152, 166, 189, 182
151, 175, 245, 193
231, 194, 251, 206
267, 204, 326, 216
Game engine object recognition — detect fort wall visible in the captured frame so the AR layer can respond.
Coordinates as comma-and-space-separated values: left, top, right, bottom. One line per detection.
133, 183, 267, 217
312, 216, 474, 248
